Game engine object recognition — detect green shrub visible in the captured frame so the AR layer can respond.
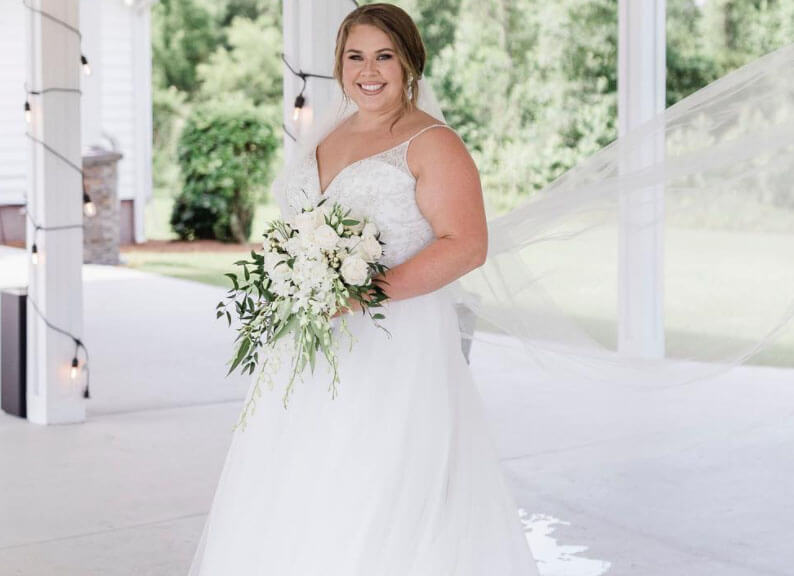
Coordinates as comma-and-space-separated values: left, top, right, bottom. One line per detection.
170, 98, 277, 243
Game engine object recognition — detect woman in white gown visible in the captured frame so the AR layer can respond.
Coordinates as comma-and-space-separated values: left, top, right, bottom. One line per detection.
189, 3, 539, 576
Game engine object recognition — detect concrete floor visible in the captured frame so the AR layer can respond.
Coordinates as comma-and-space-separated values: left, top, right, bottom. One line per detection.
1, 246, 793, 576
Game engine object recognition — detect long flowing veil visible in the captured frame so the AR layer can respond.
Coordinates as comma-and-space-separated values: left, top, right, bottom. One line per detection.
272, 48, 794, 570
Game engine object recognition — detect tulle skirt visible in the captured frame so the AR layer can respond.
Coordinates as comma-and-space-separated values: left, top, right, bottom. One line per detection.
188, 289, 539, 575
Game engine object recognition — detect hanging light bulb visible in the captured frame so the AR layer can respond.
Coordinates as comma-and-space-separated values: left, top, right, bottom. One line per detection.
70, 357, 79, 380
83, 192, 96, 217
293, 93, 305, 121
81, 54, 91, 76
31, 243, 38, 265
24, 100, 32, 124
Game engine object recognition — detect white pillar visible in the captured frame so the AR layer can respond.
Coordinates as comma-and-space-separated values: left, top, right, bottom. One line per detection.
25, 0, 86, 424
131, 4, 153, 243
282, 0, 353, 163
617, 0, 666, 358
79, 0, 102, 149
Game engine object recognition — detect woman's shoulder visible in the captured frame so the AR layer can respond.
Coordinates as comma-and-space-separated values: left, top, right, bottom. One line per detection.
404, 112, 468, 176
403, 109, 455, 137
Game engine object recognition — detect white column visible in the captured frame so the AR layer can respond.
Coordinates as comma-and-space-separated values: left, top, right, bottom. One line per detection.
617, 0, 666, 358
79, 0, 102, 149
131, 4, 153, 243
25, 0, 86, 424
282, 0, 352, 164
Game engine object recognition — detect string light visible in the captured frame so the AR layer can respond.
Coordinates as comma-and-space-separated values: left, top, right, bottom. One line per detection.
20, 0, 92, 401
83, 191, 96, 217
293, 90, 306, 121
27, 297, 91, 398
280, 53, 334, 126
80, 54, 91, 76
21, 2, 90, 76
279, 0, 359, 137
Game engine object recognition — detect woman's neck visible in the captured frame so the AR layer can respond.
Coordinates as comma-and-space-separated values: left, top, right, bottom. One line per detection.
349, 103, 405, 134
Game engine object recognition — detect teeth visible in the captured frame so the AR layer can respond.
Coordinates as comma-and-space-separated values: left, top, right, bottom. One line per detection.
360, 83, 384, 91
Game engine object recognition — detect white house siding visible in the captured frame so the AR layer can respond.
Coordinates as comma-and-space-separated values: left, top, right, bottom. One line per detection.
99, 0, 151, 243
0, 0, 152, 245
0, 0, 28, 209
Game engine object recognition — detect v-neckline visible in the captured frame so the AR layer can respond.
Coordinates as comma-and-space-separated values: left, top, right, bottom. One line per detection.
313, 139, 408, 196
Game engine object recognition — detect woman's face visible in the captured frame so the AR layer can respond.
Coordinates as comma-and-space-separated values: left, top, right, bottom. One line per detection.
341, 24, 406, 114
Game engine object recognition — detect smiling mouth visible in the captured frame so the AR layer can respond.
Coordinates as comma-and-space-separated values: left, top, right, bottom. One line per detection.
357, 82, 386, 95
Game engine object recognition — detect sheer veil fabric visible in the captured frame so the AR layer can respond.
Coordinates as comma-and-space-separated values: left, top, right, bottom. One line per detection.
269, 46, 794, 571
276, 52, 794, 385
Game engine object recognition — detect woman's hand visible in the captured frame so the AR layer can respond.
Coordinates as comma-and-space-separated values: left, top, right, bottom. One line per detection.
331, 297, 363, 319
331, 282, 380, 319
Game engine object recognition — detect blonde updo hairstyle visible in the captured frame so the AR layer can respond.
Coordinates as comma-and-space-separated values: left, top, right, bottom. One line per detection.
333, 3, 426, 126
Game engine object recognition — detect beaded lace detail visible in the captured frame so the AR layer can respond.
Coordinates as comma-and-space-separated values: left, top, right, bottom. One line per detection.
276, 124, 454, 268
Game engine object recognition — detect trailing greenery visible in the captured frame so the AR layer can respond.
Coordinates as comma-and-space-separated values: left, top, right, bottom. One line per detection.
170, 98, 278, 243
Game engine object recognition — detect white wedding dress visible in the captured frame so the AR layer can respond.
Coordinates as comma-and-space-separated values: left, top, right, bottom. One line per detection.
188, 123, 540, 575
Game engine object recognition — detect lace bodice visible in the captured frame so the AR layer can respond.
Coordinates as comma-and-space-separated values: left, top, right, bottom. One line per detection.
274, 124, 454, 269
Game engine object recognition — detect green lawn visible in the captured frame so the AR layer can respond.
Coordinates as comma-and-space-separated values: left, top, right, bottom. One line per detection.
125, 196, 281, 287
122, 249, 253, 288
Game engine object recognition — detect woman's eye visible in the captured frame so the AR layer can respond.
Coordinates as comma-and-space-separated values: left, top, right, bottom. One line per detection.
348, 54, 392, 61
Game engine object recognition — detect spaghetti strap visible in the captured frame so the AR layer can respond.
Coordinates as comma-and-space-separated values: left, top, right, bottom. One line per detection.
406, 123, 454, 144
402, 123, 457, 177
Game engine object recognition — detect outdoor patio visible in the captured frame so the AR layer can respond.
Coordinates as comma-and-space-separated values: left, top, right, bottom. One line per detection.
2, 245, 794, 575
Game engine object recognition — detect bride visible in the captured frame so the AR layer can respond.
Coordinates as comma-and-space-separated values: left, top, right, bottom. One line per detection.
189, 3, 539, 575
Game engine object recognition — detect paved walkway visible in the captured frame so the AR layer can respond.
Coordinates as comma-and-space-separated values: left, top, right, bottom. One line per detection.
1, 246, 793, 575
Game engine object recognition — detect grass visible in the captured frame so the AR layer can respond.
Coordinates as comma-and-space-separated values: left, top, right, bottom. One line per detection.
125, 196, 281, 287
122, 249, 253, 288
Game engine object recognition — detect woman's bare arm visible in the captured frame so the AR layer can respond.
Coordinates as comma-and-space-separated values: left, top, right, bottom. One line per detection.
375, 126, 487, 302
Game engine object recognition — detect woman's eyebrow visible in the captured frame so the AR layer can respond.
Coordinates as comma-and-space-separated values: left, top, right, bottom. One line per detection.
344, 48, 394, 54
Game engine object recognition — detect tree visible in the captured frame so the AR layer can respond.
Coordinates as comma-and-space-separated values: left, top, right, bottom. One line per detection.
152, 0, 219, 94
196, 13, 283, 110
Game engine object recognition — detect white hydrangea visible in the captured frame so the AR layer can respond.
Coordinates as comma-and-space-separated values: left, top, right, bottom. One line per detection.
264, 251, 287, 273
284, 236, 302, 256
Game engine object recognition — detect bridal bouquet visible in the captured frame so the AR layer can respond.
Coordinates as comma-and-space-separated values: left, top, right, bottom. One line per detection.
217, 199, 390, 429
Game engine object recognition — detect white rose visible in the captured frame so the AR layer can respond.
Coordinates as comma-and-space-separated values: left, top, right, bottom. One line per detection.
312, 224, 340, 251
292, 210, 323, 234
340, 255, 369, 286
357, 235, 383, 263
361, 222, 379, 238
